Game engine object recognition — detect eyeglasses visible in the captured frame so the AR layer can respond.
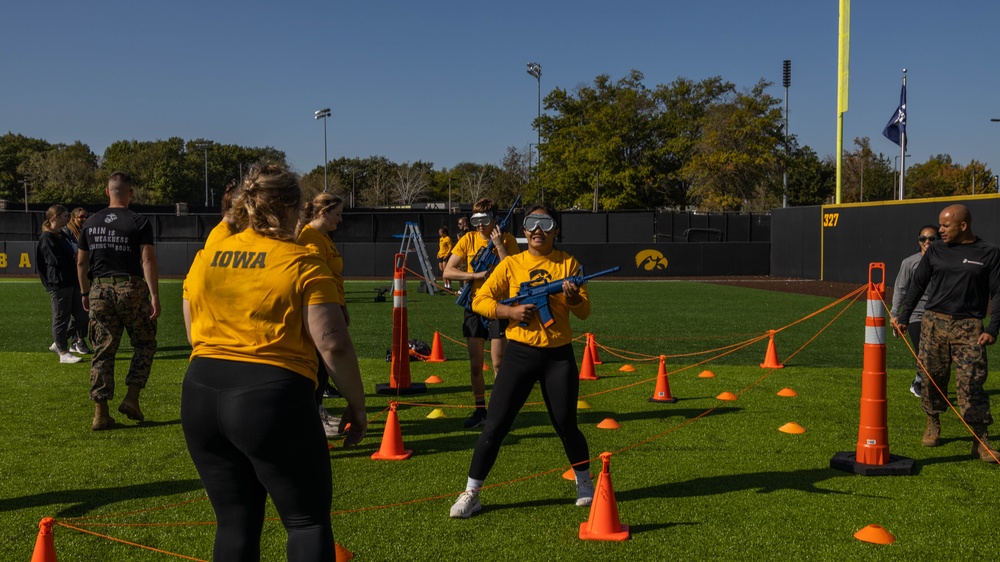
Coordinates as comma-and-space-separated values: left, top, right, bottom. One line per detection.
470, 213, 494, 228
918, 236, 937, 242
523, 214, 556, 233
76, 215, 88, 220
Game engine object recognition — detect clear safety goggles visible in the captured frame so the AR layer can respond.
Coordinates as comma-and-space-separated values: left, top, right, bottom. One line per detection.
470, 213, 494, 228
522, 214, 556, 233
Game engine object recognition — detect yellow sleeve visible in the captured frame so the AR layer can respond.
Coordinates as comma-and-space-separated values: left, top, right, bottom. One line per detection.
471, 258, 512, 319
503, 233, 520, 256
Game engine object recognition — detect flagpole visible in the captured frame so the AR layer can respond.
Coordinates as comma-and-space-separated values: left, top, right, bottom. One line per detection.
899, 70, 907, 200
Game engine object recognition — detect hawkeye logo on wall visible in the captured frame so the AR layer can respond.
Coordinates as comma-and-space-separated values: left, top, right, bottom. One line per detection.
635, 249, 667, 271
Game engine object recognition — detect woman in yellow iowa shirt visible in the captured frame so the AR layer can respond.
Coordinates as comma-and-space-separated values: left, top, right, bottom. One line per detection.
182, 164, 366, 560
450, 203, 594, 518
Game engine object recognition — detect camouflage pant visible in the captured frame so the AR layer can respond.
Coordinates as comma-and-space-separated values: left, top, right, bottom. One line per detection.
88, 280, 158, 402
918, 310, 992, 425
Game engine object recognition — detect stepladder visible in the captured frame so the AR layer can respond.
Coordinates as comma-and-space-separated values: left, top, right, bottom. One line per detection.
397, 222, 437, 295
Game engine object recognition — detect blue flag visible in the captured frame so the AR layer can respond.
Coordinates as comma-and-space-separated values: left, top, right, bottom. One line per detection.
882, 82, 907, 149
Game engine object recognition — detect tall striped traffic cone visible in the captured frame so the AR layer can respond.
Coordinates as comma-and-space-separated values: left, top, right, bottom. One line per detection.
377, 254, 426, 395
831, 263, 914, 475
579, 452, 629, 541
648, 355, 677, 403
371, 402, 413, 460
31, 517, 56, 562
587, 333, 603, 365
759, 330, 784, 369
579, 344, 599, 380
426, 331, 446, 362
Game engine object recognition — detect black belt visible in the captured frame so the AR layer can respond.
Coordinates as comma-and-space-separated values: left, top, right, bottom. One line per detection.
94, 276, 142, 285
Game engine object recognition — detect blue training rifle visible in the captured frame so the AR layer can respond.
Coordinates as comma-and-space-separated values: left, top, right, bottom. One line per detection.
499, 265, 621, 327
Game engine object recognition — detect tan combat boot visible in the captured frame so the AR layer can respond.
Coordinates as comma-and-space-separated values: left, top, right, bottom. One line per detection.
970, 424, 1000, 463
922, 414, 940, 447
118, 385, 144, 422
92, 400, 115, 431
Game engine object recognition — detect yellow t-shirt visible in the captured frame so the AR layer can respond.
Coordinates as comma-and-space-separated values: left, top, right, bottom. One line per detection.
437, 235, 453, 260
205, 220, 237, 249
452, 231, 520, 297
472, 249, 591, 348
183, 230, 340, 384
296, 224, 345, 305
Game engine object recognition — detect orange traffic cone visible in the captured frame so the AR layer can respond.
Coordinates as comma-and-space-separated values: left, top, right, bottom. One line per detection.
427, 331, 446, 362
31, 517, 56, 562
579, 345, 598, 380
587, 333, 603, 365
335, 543, 355, 561
648, 355, 677, 403
579, 452, 630, 541
759, 330, 784, 369
371, 402, 413, 460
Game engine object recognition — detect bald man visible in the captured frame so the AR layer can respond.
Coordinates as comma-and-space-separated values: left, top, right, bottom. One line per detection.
894, 204, 1000, 462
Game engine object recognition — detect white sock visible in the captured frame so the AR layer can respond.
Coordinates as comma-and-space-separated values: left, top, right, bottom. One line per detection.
466, 477, 484, 493
574, 469, 593, 485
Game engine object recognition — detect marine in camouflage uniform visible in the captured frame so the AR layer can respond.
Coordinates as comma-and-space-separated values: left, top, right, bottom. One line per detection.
78, 171, 161, 430
894, 204, 1000, 462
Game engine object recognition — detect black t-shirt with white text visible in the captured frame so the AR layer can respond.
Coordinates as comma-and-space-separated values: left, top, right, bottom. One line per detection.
897, 237, 1000, 337
79, 208, 154, 278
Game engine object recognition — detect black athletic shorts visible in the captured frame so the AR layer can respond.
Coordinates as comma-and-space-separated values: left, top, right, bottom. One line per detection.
462, 308, 507, 340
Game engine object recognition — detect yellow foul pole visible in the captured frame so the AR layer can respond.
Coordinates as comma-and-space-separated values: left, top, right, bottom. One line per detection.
836, 0, 850, 204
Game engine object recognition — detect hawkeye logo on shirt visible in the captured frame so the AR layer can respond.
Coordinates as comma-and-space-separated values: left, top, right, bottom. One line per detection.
209, 250, 267, 268
528, 269, 552, 284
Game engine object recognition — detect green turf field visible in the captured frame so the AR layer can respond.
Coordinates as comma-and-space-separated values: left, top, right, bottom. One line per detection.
2, 277, 999, 561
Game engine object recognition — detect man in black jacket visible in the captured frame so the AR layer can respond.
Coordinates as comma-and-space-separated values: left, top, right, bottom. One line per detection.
893, 204, 1000, 462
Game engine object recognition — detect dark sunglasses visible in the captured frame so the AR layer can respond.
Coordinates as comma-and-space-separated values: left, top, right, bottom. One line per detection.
918, 236, 937, 242
523, 214, 556, 232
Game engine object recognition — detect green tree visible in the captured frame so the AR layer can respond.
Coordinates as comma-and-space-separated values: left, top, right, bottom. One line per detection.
681, 79, 785, 211
785, 143, 835, 206
17, 142, 100, 204
903, 154, 967, 199
840, 137, 894, 203
101, 138, 187, 205
0, 133, 51, 204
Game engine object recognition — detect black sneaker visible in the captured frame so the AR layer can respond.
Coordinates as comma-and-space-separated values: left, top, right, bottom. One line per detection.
323, 387, 342, 399
909, 379, 921, 398
463, 408, 487, 429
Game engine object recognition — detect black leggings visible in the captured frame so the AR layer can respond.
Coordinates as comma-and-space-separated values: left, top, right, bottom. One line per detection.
181, 358, 333, 562
468, 341, 590, 480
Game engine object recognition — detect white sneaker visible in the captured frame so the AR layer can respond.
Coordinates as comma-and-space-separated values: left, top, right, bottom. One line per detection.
449, 490, 482, 518
59, 352, 82, 364
319, 408, 342, 438
48, 342, 58, 353
576, 478, 595, 507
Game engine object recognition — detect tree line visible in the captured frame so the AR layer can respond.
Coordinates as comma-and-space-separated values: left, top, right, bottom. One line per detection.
1, 70, 992, 210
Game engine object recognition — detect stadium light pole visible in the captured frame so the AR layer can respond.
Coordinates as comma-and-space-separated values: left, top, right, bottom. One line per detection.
782, 60, 791, 208
526, 62, 542, 202
315, 108, 332, 192
195, 141, 213, 206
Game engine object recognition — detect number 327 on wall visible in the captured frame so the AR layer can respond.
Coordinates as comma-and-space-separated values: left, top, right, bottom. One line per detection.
823, 213, 839, 227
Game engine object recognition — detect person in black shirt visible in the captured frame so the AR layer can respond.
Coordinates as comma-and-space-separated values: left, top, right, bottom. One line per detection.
77, 172, 160, 430
37, 205, 86, 364
893, 204, 1000, 462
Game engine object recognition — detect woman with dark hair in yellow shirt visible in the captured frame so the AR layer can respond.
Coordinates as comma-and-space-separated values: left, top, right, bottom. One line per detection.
450, 203, 594, 518
182, 164, 366, 560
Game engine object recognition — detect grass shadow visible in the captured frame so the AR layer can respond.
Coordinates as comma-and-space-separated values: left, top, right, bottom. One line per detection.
0, 479, 205, 517
617, 467, 876, 501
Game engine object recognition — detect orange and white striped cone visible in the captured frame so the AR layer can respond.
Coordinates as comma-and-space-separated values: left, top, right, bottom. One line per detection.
377, 254, 426, 395
831, 263, 913, 475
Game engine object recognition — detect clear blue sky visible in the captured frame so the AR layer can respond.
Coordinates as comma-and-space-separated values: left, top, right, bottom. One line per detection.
2, 1, 998, 177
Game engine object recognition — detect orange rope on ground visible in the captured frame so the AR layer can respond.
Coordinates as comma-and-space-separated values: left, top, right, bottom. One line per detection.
55, 520, 208, 561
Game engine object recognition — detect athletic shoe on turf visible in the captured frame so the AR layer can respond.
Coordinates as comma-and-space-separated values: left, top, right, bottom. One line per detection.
576, 478, 595, 507
70, 341, 91, 354
910, 379, 922, 398
49, 342, 58, 353
59, 352, 82, 364
323, 387, 342, 399
319, 408, 343, 438
449, 491, 482, 518
463, 408, 487, 429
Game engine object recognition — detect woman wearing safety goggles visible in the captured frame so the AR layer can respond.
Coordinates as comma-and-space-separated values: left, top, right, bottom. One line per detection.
443, 198, 521, 430
449, 204, 595, 519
